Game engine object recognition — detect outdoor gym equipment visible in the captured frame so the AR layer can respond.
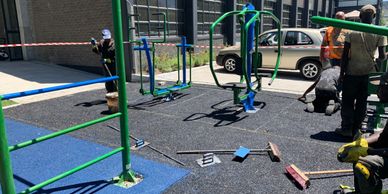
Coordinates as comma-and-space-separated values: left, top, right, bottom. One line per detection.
285, 164, 353, 190
311, 16, 388, 131
209, 3, 282, 113
129, 12, 193, 101
0, 1, 138, 193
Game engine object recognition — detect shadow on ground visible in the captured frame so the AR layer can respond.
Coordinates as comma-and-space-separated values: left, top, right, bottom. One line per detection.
214, 68, 305, 81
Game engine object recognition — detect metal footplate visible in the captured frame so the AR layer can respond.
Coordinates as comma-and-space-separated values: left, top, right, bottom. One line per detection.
196, 153, 221, 167
130, 139, 150, 151
163, 93, 176, 102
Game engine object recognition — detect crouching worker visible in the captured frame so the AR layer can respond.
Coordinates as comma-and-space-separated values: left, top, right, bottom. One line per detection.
91, 28, 118, 113
337, 123, 388, 193
299, 65, 341, 115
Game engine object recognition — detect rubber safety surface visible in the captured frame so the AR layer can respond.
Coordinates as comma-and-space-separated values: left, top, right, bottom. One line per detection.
5, 119, 189, 194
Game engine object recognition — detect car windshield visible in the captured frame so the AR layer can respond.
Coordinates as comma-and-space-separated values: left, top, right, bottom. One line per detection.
259, 32, 279, 46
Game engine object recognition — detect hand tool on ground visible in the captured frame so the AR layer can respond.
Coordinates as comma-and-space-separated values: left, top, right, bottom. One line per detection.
107, 125, 185, 166
102, 60, 119, 91
177, 142, 281, 162
285, 164, 353, 189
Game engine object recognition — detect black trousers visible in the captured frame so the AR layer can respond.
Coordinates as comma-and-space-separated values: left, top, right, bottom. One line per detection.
341, 75, 369, 136
313, 89, 340, 113
103, 62, 117, 93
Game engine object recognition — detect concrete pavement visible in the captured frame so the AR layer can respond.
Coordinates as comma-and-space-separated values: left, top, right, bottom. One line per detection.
0, 61, 105, 105
0, 61, 313, 106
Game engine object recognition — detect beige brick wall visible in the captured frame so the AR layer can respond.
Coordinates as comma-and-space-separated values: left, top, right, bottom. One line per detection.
26, 0, 114, 73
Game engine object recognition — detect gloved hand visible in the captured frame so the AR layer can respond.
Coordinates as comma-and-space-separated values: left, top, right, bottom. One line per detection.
338, 146, 368, 163
338, 138, 368, 153
105, 59, 112, 63
91, 38, 97, 45
338, 138, 368, 163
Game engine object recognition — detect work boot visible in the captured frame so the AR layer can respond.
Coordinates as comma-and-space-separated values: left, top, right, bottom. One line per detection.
335, 128, 353, 138
325, 100, 338, 116
305, 97, 314, 113
306, 102, 314, 113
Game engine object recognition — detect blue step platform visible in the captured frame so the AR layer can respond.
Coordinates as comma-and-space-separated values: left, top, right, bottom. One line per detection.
4, 119, 189, 194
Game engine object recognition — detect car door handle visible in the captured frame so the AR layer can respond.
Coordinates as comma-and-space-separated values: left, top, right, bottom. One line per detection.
274, 50, 278, 53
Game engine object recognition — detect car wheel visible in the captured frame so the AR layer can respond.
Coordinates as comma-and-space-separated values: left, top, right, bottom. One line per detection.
223, 56, 239, 73
299, 60, 321, 80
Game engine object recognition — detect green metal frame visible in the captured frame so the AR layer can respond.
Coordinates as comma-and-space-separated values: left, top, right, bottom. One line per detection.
311, 16, 388, 129
0, 1, 137, 193
209, 9, 281, 104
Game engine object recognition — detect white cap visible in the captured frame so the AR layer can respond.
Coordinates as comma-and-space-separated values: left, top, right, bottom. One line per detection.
102, 29, 111, 39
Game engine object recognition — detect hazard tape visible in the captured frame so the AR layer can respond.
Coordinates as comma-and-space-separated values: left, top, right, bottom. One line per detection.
255, 45, 344, 49
0, 41, 344, 50
0, 42, 90, 48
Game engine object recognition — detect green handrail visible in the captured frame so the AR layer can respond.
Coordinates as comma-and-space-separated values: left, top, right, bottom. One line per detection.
151, 12, 167, 44
9, 113, 121, 152
20, 147, 124, 194
260, 11, 282, 85
112, 0, 137, 183
0, 97, 16, 194
311, 16, 388, 36
311, 16, 388, 71
210, 10, 282, 89
209, 10, 252, 87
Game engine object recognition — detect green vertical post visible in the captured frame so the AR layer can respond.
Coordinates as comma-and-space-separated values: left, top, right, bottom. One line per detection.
111, 0, 136, 183
0, 97, 16, 194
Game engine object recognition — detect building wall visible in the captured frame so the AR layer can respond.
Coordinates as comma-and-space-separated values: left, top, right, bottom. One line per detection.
336, 0, 382, 25
16, 0, 336, 74
23, 0, 114, 73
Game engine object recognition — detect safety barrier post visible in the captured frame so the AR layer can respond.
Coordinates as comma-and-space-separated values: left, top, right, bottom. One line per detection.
112, 0, 137, 184
0, 97, 16, 194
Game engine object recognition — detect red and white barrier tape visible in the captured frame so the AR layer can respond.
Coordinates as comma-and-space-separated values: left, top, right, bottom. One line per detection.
0, 41, 343, 50
0, 42, 90, 48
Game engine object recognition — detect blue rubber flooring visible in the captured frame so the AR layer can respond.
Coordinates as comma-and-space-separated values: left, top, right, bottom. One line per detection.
5, 119, 189, 194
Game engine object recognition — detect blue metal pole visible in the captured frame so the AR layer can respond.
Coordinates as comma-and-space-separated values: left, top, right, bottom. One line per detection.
244, 3, 255, 84
2, 76, 119, 100
181, 36, 187, 84
141, 38, 155, 93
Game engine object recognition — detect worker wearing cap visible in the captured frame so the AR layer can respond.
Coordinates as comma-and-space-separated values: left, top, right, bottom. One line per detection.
336, 4, 387, 138
91, 28, 117, 93
337, 123, 388, 193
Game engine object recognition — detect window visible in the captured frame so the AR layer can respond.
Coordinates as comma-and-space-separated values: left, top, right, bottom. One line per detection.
132, 0, 184, 37
338, 0, 358, 7
284, 31, 313, 45
358, 0, 378, 6
197, 0, 224, 35
308, 10, 314, 28
263, 0, 276, 31
297, 8, 303, 27
259, 32, 280, 46
236, 0, 248, 33
282, 4, 292, 28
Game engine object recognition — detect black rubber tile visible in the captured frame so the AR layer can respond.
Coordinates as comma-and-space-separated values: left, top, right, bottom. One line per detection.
4, 82, 386, 193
